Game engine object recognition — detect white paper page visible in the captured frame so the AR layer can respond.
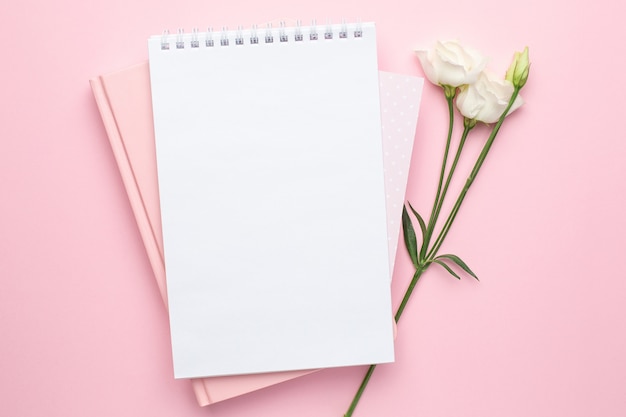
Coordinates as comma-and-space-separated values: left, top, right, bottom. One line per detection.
149, 23, 395, 379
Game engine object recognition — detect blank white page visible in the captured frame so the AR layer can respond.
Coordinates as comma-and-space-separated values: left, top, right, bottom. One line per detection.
148, 22, 394, 379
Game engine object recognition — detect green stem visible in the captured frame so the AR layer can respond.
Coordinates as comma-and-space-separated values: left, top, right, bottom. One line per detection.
421, 92, 456, 260
395, 267, 426, 323
429, 123, 472, 238
343, 364, 377, 417
344, 267, 427, 417
427, 88, 520, 260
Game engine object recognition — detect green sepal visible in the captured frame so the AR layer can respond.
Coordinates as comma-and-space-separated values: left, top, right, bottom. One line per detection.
433, 259, 461, 280
442, 84, 456, 99
402, 205, 419, 268
435, 254, 479, 281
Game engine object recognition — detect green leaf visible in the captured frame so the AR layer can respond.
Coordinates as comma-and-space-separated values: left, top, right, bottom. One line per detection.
436, 254, 479, 281
433, 259, 461, 280
407, 201, 427, 241
402, 205, 419, 268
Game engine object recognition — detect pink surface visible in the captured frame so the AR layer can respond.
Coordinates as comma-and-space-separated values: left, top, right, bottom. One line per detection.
1, 2, 625, 417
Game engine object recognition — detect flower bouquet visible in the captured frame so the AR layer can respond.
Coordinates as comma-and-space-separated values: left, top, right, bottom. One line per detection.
344, 41, 530, 417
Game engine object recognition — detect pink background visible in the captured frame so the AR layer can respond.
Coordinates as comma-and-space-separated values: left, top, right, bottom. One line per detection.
1, 1, 625, 416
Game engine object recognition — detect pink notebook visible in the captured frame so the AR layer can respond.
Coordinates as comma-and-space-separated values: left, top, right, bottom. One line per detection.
89, 62, 423, 405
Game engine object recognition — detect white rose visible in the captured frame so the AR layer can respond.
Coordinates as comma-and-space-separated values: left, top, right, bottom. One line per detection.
456, 71, 524, 124
415, 40, 488, 87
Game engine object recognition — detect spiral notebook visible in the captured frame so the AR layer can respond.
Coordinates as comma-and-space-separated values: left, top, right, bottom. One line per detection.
148, 22, 395, 379
90, 60, 424, 403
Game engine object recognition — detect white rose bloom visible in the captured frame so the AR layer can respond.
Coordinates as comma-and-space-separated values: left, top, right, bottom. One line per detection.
415, 40, 488, 87
456, 71, 524, 124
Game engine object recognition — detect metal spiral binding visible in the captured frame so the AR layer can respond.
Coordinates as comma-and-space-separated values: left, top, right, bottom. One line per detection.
160, 30, 170, 50
159, 20, 365, 50
294, 20, 303, 42
264, 23, 274, 44
354, 19, 363, 37
339, 19, 348, 39
176, 29, 185, 49
324, 21, 333, 40
206, 28, 214, 47
250, 25, 259, 44
279, 21, 288, 43
220, 27, 229, 46
190, 28, 199, 48
309, 20, 318, 40
235, 26, 244, 45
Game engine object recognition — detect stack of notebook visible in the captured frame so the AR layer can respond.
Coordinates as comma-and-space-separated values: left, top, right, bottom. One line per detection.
90, 21, 423, 405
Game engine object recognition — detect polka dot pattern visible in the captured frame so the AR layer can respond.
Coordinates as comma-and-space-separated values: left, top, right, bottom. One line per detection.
379, 71, 424, 276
